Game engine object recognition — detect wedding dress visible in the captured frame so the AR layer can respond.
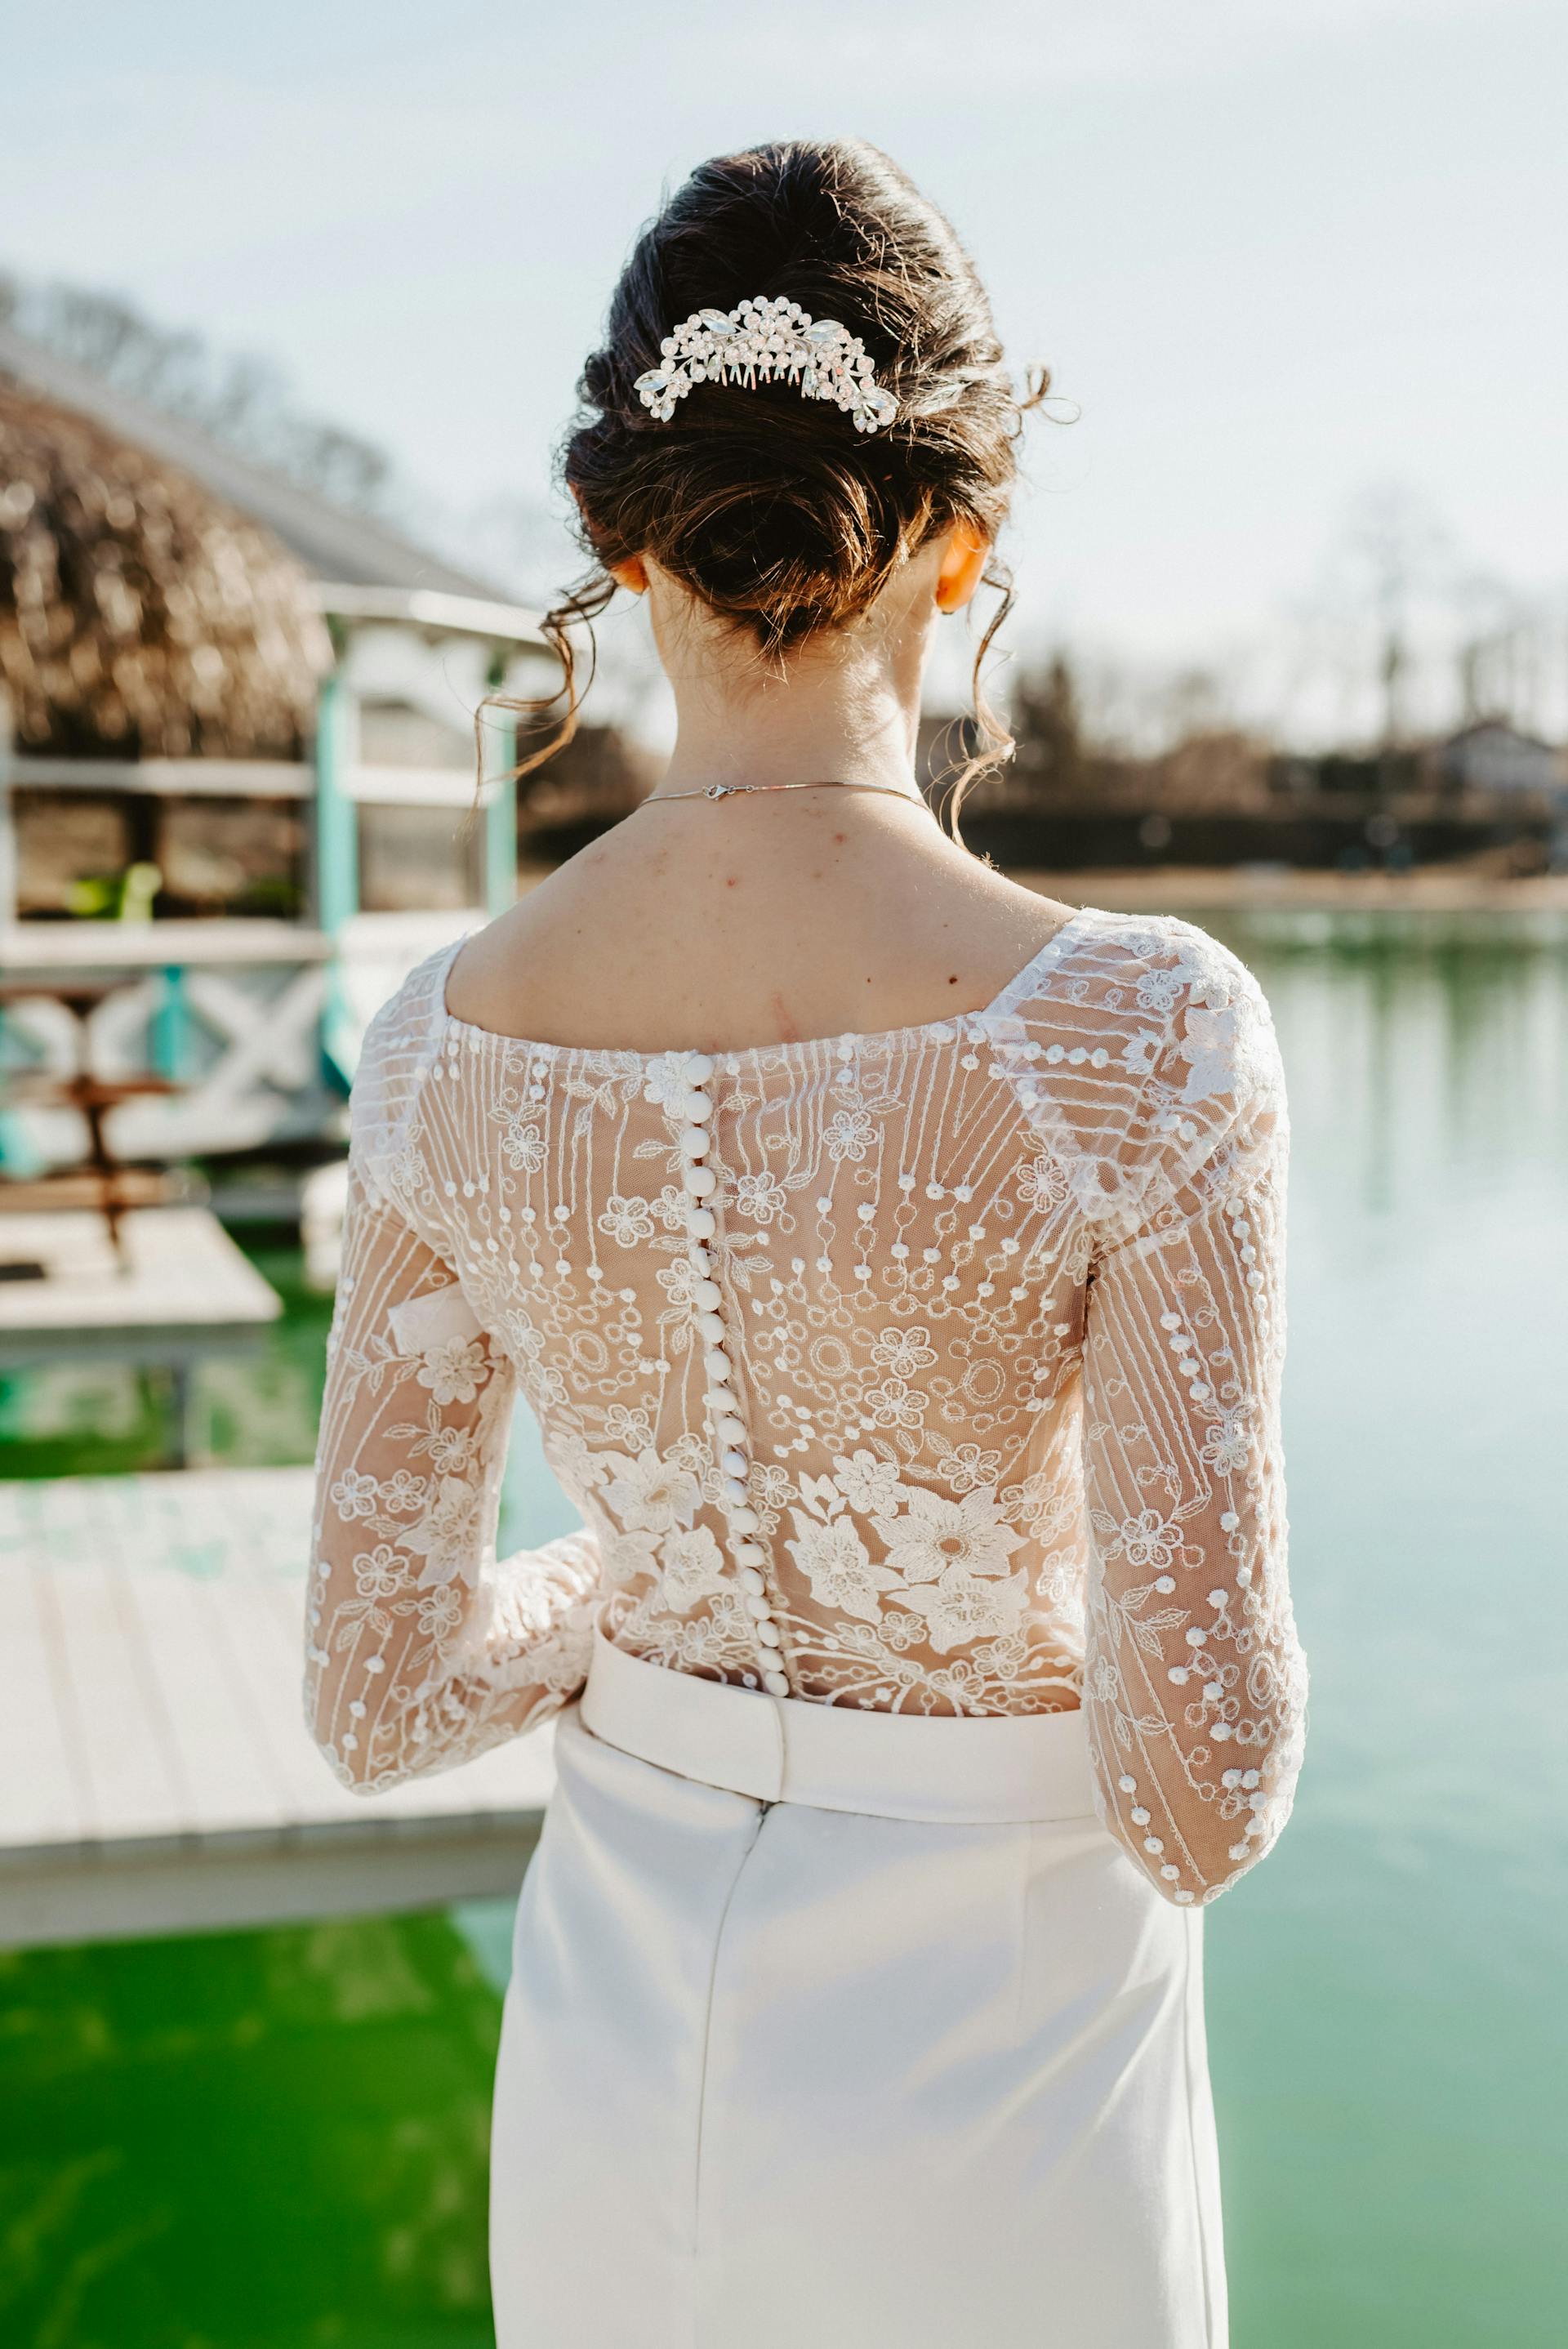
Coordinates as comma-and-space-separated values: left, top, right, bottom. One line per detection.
306, 904, 1306, 2347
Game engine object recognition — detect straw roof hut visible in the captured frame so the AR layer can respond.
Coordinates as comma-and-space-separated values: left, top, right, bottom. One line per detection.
0, 382, 329, 760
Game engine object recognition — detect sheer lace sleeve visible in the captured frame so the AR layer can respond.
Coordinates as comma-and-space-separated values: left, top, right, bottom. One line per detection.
305, 970, 602, 1793
1079, 933, 1306, 1904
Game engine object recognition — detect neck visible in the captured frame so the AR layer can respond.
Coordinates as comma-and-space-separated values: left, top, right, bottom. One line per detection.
648, 607, 930, 803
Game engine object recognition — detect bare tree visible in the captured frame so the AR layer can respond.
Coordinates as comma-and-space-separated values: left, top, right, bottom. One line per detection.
2, 273, 400, 521
1347, 485, 1450, 751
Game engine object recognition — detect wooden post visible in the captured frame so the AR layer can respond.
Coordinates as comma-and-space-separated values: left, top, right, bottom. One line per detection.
314, 655, 361, 1085
0, 689, 16, 934
151, 965, 188, 1081
0, 692, 15, 1169
483, 657, 518, 919
314, 664, 359, 937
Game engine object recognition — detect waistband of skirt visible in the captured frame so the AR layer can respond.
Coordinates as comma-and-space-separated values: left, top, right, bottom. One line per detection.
578, 1629, 1097, 1825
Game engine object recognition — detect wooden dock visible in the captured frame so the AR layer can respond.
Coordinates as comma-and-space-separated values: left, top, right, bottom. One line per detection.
0, 1206, 282, 1365
0, 1467, 555, 1950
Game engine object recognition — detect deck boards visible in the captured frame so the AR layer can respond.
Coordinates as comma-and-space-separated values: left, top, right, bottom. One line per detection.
0, 1466, 556, 1947
0, 1556, 84, 1844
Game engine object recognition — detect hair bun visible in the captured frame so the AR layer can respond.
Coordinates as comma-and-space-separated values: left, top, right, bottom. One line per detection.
569, 138, 1021, 652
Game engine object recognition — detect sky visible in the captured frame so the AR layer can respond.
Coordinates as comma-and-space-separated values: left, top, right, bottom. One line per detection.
2, 0, 1563, 745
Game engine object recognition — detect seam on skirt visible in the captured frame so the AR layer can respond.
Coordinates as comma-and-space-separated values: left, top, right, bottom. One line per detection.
1179, 1910, 1222, 2347
691, 1803, 765, 2349
1014, 1821, 1033, 2030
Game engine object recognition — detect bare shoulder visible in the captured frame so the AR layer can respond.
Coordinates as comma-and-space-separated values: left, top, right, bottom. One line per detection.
445, 802, 1082, 1052
443, 903, 529, 1029
444, 832, 625, 1030
936, 836, 1080, 968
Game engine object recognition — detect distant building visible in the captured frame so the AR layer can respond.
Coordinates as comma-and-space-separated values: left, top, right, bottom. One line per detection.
1441, 722, 1563, 794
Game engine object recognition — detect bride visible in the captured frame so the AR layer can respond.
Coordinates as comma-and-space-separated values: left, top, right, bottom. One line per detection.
307, 136, 1306, 2348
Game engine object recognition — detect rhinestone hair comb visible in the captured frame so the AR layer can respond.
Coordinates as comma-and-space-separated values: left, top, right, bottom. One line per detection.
635, 296, 898, 435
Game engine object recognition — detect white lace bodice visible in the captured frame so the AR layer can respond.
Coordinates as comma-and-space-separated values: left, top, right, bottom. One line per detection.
305, 906, 1306, 1903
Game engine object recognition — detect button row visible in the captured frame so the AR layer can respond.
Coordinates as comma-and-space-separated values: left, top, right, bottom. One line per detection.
662, 1049, 789, 1700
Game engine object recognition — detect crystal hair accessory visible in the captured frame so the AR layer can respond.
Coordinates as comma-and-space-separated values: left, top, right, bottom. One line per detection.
635, 296, 898, 435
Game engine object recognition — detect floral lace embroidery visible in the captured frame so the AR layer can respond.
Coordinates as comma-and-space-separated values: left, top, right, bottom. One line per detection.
306, 908, 1307, 1903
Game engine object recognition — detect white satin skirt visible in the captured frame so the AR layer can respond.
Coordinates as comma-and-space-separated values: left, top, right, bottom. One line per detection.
490, 1634, 1227, 2347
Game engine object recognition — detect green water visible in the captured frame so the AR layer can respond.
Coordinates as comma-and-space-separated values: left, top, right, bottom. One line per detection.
1201, 913, 1566, 2348
2, 911, 1563, 2347
0, 1912, 502, 2349
0, 1242, 334, 1476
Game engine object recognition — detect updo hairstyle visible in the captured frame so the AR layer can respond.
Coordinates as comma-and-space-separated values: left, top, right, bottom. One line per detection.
493, 138, 1049, 822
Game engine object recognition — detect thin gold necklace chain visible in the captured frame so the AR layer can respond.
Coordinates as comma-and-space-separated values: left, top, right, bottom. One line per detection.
643, 775, 933, 809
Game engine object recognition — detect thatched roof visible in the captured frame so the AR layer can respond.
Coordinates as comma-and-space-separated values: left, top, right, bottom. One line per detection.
0, 319, 510, 602
0, 382, 331, 759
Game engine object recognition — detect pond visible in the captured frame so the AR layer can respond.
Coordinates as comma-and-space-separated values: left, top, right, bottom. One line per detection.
2, 907, 1562, 2347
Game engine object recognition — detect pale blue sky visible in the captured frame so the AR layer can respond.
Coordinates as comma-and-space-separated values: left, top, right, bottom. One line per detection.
2, 0, 1562, 740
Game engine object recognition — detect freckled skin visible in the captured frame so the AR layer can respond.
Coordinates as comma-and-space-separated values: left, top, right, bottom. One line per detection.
457, 813, 1076, 1051
445, 539, 1076, 1053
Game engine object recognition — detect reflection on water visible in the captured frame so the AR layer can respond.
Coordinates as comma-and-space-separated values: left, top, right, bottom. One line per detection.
0, 1914, 501, 2348
0, 912, 1562, 2347
1200, 910, 1566, 2349
0, 1246, 333, 1477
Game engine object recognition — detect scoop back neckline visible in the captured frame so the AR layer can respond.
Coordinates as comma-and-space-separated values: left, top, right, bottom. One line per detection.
435, 903, 1114, 1069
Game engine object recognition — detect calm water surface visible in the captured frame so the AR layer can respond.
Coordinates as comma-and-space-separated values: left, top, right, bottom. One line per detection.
1, 911, 1562, 2347
1201, 912, 1566, 2349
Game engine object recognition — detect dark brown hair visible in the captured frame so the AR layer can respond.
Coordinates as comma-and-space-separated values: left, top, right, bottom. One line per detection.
492, 138, 1047, 822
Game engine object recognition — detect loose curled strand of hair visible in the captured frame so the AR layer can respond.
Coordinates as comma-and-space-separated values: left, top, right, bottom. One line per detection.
937, 363, 1059, 837
474, 568, 612, 806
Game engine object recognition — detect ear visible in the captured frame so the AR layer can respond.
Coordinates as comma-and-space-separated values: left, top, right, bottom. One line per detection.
568, 479, 648, 595
934, 519, 991, 614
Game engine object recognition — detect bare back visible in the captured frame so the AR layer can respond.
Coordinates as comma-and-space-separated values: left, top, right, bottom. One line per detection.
447, 788, 1078, 1054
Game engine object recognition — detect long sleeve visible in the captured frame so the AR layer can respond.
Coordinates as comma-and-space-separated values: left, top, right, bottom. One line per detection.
305, 1157, 603, 1793
1080, 946, 1306, 1904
